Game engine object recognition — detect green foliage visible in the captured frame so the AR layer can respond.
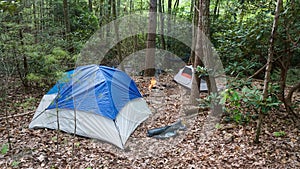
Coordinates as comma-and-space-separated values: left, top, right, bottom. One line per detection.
26, 47, 72, 87
51, 136, 57, 141
196, 66, 209, 77
20, 97, 37, 111
215, 123, 222, 129
1, 144, 9, 155
199, 79, 281, 124
286, 68, 300, 85
273, 131, 286, 137
0, 0, 20, 14
11, 161, 20, 168
211, 0, 300, 78
51, 0, 99, 42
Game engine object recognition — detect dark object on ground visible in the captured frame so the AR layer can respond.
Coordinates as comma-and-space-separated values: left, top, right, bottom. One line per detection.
147, 120, 187, 139
147, 126, 171, 137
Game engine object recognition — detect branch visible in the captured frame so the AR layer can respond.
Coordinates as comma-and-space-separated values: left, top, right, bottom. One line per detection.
247, 54, 282, 80
0, 111, 34, 121
286, 81, 300, 102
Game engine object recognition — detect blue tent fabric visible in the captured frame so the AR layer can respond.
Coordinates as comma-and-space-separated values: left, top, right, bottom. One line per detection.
47, 65, 142, 120
47, 70, 74, 95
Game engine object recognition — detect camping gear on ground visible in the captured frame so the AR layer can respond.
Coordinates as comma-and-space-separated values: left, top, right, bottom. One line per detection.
29, 64, 151, 149
147, 126, 171, 137
147, 120, 186, 139
174, 65, 208, 91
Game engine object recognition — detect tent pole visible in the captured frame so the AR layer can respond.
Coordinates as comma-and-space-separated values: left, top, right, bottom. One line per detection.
113, 120, 125, 149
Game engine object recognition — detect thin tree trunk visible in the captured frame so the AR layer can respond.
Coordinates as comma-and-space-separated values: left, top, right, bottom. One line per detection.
159, 0, 166, 50
88, 0, 93, 12
33, 1, 38, 43
190, 0, 206, 105
63, 0, 71, 39
189, 0, 199, 64
213, 0, 219, 17
255, 0, 282, 144
140, 0, 143, 11
167, 0, 172, 50
17, 12, 29, 88
112, 0, 123, 70
280, 0, 297, 119
40, 0, 44, 34
190, 0, 194, 18
106, 0, 112, 43
117, 0, 121, 16
173, 0, 179, 14
144, 0, 157, 76
200, 0, 217, 95
130, 0, 134, 12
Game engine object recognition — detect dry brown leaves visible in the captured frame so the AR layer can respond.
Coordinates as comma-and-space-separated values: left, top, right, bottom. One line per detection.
0, 75, 299, 168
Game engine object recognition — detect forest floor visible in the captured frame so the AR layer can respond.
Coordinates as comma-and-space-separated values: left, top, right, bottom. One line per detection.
0, 74, 299, 168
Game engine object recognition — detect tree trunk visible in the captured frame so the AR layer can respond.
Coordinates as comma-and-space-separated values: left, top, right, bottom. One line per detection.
189, 0, 199, 64
159, 0, 166, 50
255, 0, 282, 144
16, 12, 29, 88
88, 0, 93, 12
190, 0, 209, 105
144, 0, 157, 77
63, 0, 71, 39
33, 1, 38, 43
167, 0, 172, 50
190, 0, 194, 18
112, 0, 123, 70
130, 0, 134, 12
173, 0, 179, 16
106, 0, 112, 43
284, 81, 300, 122
279, 0, 298, 120
117, 0, 121, 16
213, 0, 219, 17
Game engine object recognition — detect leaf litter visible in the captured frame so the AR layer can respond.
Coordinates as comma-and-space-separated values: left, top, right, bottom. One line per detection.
0, 75, 299, 168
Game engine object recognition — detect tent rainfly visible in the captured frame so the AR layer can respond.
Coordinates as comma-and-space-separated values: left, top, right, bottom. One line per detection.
174, 65, 208, 91
29, 65, 151, 149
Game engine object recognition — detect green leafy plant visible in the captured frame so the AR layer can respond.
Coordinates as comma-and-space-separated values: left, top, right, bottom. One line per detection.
215, 123, 222, 129
1, 143, 9, 155
51, 136, 57, 141
20, 97, 37, 111
199, 81, 281, 124
273, 131, 286, 137
11, 161, 20, 168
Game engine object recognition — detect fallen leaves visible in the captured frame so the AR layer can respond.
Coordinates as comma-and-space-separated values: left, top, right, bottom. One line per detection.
0, 75, 300, 168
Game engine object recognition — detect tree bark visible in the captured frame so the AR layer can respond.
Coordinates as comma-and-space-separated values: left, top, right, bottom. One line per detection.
144, 0, 157, 76
112, 0, 123, 70
63, 0, 71, 39
158, 0, 166, 50
190, 0, 194, 18
190, 0, 210, 105
88, 0, 93, 12
167, 0, 172, 50
33, 1, 38, 43
106, 0, 112, 43
255, 0, 282, 144
189, 0, 199, 64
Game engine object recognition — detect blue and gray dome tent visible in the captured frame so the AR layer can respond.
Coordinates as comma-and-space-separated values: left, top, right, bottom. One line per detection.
29, 65, 151, 149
